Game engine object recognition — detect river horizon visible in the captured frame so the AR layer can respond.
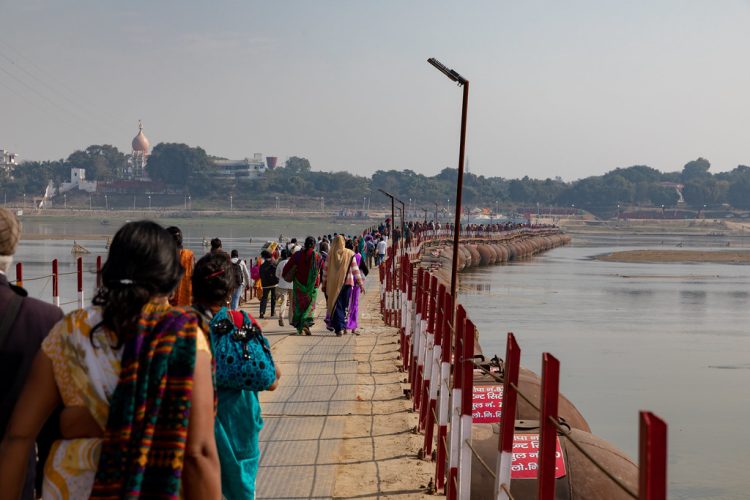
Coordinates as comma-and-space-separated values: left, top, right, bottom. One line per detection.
10, 217, 749, 498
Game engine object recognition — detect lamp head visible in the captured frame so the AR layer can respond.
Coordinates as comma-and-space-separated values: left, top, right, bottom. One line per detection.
427, 58, 468, 85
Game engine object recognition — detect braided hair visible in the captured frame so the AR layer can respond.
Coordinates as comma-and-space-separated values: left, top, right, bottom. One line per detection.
92, 221, 183, 347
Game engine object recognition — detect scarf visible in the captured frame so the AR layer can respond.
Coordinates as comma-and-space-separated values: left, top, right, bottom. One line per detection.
91, 306, 199, 499
325, 235, 354, 314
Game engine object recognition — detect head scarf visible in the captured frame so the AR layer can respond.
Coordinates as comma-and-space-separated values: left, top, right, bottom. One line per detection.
324, 235, 354, 314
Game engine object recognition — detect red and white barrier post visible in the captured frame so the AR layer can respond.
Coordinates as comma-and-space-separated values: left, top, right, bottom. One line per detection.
495, 333, 521, 499
423, 282, 445, 458
448, 305, 467, 499
538, 353, 560, 500
52, 259, 59, 307
410, 269, 424, 398
419, 275, 438, 430
435, 289, 453, 491
415, 272, 430, 413
77, 257, 84, 308
15, 261, 23, 288
639, 411, 667, 500
458, 319, 476, 499
96, 255, 102, 289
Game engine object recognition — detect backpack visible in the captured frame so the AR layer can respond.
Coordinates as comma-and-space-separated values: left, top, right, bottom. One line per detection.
231, 260, 244, 287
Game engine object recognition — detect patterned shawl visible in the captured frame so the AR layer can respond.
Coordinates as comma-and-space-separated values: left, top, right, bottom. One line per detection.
91, 307, 199, 499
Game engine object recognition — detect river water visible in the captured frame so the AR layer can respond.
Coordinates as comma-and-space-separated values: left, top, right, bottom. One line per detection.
10, 217, 750, 498
460, 238, 750, 499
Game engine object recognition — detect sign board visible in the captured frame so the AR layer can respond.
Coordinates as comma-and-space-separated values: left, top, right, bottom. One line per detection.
472, 385, 503, 423
511, 434, 567, 479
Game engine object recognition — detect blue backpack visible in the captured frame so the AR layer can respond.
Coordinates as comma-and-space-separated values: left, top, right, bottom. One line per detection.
209, 307, 276, 392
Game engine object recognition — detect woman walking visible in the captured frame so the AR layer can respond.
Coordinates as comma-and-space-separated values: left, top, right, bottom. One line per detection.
274, 249, 293, 326
282, 236, 322, 335
0, 221, 220, 499
322, 235, 365, 336
167, 225, 195, 306
192, 252, 280, 500
345, 240, 365, 334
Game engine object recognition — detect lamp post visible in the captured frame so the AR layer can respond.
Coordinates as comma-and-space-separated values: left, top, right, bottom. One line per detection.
148, 195, 152, 210
188, 195, 191, 211
230, 194, 233, 212
378, 188, 398, 300
428, 57, 469, 301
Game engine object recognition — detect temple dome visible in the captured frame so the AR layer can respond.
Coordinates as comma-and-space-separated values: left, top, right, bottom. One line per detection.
132, 121, 150, 153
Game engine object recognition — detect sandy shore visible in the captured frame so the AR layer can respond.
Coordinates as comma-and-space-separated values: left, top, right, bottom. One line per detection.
595, 249, 750, 263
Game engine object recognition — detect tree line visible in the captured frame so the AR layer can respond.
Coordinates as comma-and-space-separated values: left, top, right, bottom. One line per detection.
3, 142, 750, 213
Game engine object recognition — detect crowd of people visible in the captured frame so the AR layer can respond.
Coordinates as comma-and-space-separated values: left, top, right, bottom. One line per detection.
0, 208, 549, 499
0, 208, 391, 499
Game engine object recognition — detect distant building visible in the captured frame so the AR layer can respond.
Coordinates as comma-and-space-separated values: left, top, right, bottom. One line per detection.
1, 149, 19, 176
127, 120, 151, 179
213, 153, 268, 181
58, 167, 97, 194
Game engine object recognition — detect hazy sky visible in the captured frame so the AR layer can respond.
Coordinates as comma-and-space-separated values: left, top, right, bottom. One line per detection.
2, 1, 750, 180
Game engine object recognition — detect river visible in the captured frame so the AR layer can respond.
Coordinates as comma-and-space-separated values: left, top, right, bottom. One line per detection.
10, 216, 749, 498
460, 238, 750, 499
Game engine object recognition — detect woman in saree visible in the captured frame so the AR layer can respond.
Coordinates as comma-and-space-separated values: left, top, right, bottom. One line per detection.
167, 225, 195, 307
0, 221, 220, 500
345, 240, 364, 334
192, 252, 281, 499
282, 236, 322, 335
322, 235, 366, 336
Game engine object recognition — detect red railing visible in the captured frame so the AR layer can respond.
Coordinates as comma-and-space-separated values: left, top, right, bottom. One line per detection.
12, 257, 100, 308
378, 233, 668, 500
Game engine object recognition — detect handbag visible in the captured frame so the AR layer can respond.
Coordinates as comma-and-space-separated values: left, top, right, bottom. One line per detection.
359, 258, 369, 277
282, 261, 296, 283
209, 307, 276, 391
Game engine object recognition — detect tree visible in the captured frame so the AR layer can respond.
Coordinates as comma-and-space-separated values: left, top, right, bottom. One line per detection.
65, 145, 127, 181
285, 157, 311, 174
648, 185, 680, 207
147, 143, 212, 187
681, 157, 711, 183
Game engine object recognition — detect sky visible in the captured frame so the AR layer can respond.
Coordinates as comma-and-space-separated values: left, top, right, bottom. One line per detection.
1, 0, 750, 181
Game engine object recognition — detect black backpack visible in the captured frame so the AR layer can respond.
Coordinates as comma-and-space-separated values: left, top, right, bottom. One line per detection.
231, 260, 244, 287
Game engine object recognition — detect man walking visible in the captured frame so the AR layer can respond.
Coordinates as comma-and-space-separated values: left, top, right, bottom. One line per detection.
258, 250, 278, 319
0, 208, 63, 499
229, 249, 251, 310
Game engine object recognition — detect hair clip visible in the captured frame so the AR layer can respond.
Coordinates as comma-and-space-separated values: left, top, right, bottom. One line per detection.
207, 269, 225, 279
119, 279, 135, 285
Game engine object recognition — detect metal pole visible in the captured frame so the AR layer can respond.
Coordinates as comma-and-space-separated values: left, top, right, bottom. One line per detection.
639, 412, 668, 500
450, 81, 469, 301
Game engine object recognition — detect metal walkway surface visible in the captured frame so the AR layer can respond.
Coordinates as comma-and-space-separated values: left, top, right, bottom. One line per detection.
242, 296, 358, 499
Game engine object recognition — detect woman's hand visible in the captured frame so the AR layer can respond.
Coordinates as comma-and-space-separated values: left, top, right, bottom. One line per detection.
267, 364, 282, 391
59, 406, 103, 439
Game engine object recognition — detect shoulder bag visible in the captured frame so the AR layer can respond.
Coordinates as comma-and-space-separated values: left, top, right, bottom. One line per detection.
209, 307, 276, 391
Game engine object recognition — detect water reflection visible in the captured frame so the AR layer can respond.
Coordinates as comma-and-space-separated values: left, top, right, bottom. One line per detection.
460, 244, 750, 499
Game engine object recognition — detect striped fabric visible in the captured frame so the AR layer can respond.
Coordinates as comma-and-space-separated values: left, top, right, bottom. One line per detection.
91, 307, 199, 499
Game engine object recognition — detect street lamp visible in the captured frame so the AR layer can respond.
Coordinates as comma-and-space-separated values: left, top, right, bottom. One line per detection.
230, 195, 233, 211
378, 188, 398, 301
148, 195, 152, 210
428, 57, 469, 301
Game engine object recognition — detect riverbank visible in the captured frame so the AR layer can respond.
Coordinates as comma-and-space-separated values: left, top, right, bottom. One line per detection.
595, 249, 750, 264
